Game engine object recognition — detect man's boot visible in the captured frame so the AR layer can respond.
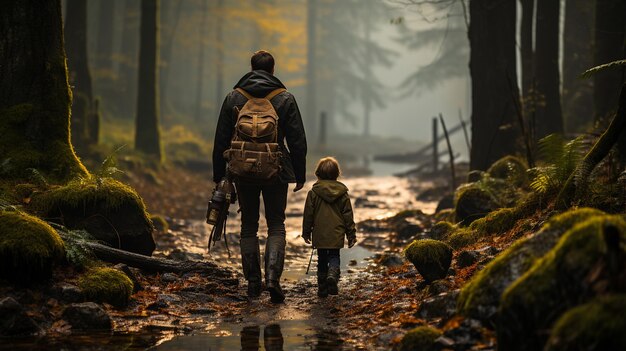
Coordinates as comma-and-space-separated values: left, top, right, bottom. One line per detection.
265, 235, 286, 303
317, 271, 328, 298
240, 237, 262, 298
326, 266, 340, 295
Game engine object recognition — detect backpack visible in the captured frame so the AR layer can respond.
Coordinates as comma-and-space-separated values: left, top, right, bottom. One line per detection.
223, 87, 286, 181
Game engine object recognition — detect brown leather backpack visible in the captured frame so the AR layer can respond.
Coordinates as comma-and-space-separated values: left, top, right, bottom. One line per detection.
223, 88, 285, 181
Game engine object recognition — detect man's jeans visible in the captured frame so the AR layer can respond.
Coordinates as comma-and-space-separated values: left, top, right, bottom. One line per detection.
317, 249, 340, 274
236, 182, 288, 239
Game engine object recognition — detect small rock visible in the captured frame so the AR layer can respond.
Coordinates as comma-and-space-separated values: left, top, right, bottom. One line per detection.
427, 280, 452, 295
395, 218, 424, 239
377, 253, 404, 267
161, 273, 179, 283
457, 250, 480, 268
53, 283, 83, 303
0, 297, 41, 336
442, 318, 485, 349
62, 302, 112, 330
416, 290, 459, 320
146, 300, 168, 311
156, 294, 181, 304
435, 193, 454, 212
114, 263, 143, 292
348, 259, 358, 266
167, 249, 203, 261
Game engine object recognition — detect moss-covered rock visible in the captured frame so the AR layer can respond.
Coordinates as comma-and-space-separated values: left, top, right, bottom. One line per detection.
486, 156, 528, 186
545, 295, 626, 351
469, 207, 520, 236
429, 221, 455, 241
404, 239, 453, 283
454, 185, 499, 225
0, 210, 65, 284
399, 326, 442, 351
78, 267, 134, 307
458, 208, 605, 324
497, 214, 626, 351
31, 177, 155, 255
446, 227, 480, 249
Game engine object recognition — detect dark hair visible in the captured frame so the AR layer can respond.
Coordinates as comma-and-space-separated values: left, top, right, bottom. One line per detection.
251, 50, 275, 73
315, 157, 341, 180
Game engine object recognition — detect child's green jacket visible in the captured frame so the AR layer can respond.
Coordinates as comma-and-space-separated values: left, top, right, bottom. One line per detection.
302, 180, 356, 249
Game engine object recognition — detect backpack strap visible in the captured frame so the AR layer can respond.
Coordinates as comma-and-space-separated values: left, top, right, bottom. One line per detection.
265, 88, 286, 101
235, 88, 254, 100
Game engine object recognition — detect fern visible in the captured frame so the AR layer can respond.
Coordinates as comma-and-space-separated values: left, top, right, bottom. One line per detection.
94, 145, 126, 183
26, 168, 49, 188
48, 222, 98, 268
528, 135, 585, 195
580, 59, 626, 79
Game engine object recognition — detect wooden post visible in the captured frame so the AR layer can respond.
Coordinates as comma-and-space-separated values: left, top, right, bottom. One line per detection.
319, 111, 327, 146
439, 113, 457, 191
459, 109, 471, 154
432, 117, 439, 173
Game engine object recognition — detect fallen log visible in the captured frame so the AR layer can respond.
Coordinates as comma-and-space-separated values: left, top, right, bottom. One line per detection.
83, 241, 235, 277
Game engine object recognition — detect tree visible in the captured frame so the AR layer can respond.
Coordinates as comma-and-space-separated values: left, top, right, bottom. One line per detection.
520, 0, 534, 100
159, 0, 183, 118
0, 0, 87, 182
468, 0, 521, 171
96, 0, 115, 73
562, 0, 594, 133
119, 0, 140, 119
594, 0, 626, 125
534, 0, 563, 139
194, 0, 208, 122
134, 0, 162, 160
306, 0, 318, 140
65, 0, 96, 150
214, 0, 224, 122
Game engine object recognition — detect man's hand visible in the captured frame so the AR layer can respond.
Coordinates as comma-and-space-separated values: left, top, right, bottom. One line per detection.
293, 183, 304, 192
302, 234, 311, 244
348, 236, 357, 248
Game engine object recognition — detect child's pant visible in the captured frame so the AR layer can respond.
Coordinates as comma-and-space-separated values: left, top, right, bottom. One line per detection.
317, 249, 340, 273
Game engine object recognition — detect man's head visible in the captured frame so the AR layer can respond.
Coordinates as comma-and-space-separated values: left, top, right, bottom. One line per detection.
251, 50, 275, 74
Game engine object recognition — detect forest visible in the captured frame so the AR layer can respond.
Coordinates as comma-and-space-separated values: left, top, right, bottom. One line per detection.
0, 0, 625, 350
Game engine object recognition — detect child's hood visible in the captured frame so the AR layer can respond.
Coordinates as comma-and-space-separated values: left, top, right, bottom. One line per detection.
312, 180, 348, 203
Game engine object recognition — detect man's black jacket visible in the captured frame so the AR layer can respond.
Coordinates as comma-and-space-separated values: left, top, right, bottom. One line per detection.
212, 70, 307, 184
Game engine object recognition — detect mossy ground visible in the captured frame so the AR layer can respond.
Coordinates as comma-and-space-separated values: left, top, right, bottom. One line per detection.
399, 326, 442, 351
0, 210, 65, 284
458, 208, 607, 323
545, 295, 626, 351
78, 266, 134, 307
498, 214, 626, 351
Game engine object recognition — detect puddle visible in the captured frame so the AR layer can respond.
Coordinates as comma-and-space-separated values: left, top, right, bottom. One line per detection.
153, 321, 346, 351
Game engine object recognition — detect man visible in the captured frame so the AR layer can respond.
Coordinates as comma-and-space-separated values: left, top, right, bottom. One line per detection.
212, 51, 307, 303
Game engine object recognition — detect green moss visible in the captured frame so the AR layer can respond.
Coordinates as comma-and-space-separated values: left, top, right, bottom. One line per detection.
446, 227, 480, 249
0, 104, 88, 183
470, 207, 520, 235
497, 214, 626, 351
0, 210, 65, 284
454, 184, 500, 225
430, 221, 456, 240
487, 155, 528, 186
399, 326, 442, 351
458, 207, 606, 324
545, 295, 626, 351
78, 267, 134, 307
433, 208, 455, 223
150, 214, 169, 232
32, 177, 149, 219
404, 239, 453, 282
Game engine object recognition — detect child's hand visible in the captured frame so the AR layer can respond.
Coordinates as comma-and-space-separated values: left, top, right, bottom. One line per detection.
348, 236, 357, 248
302, 234, 311, 244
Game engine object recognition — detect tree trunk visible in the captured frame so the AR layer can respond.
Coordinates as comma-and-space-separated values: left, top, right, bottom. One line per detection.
119, 0, 140, 119
562, 0, 595, 133
534, 0, 563, 139
214, 0, 224, 120
363, 1, 372, 137
159, 0, 183, 119
594, 0, 626, 125
84, 241, 234, 277
96, 0, 115, 72
194, 0, 208, 122
520, 0, 534, 100
468, 0, 521, 171
557, 83, 626, 209
134, 0, 162, 160
0, 0, 88, 182
64, 0, 94, 152
306, 0, 318, 142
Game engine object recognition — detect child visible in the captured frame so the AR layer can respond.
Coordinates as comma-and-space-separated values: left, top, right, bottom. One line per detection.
302, 157, 357, 297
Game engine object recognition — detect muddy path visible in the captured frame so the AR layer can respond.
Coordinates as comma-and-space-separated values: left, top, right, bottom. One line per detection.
136, 176, 437, 350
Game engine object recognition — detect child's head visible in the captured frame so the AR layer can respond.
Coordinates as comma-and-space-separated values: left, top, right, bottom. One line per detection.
315, 157, 341, 180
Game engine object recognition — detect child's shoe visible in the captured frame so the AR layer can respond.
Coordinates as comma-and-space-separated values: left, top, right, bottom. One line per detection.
317, 272, 328, 298
326, 266, 340, 295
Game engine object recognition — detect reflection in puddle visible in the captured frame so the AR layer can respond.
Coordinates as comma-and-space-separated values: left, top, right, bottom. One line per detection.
154, 321, 344, 351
